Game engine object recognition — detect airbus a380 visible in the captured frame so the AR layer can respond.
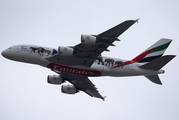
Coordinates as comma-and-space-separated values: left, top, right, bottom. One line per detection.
1, 20, 176, 100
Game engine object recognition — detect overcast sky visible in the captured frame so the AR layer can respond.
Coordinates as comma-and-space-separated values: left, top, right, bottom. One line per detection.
0, 0, 179, 120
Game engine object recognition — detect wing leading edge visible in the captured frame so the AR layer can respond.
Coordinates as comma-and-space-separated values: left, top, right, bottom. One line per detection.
98, 19, 139, 37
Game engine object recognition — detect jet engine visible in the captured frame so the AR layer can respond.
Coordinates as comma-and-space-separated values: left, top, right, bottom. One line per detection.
61, 84, 77, 94
81, 34, 97, 44
58, 46, 74, 56
47, 75, 63, 84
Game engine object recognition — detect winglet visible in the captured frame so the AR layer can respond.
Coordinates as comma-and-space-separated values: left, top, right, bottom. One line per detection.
135, 18, 140, 23
102, 96, 106, 101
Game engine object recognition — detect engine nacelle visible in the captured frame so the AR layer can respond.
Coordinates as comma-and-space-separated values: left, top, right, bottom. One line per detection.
58, 46, 74, 56
47, 75, 63, 85
61, 84, 77, 94
81, 34, 97, 44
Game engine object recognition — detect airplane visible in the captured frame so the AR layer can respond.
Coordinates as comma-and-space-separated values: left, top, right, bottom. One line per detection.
1, 19, 176, 100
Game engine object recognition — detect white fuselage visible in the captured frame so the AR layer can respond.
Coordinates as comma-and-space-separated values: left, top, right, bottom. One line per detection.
1, 45, 164, 77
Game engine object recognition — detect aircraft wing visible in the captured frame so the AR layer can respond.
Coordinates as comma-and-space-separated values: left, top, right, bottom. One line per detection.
54, 71, 105, 100
98, 19, 138, 37
73, 20, 138, 66
46, 20, 137, 67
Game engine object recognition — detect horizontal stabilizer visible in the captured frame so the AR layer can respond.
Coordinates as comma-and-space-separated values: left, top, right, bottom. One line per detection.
145, 75, 162, 85
139, 55, 176, 71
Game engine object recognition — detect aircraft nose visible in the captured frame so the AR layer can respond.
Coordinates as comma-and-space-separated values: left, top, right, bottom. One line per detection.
1, 50, 6, 58
1, 49, 11, 59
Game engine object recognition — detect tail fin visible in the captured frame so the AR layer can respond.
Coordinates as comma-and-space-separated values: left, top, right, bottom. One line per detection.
132, 38, 172, 63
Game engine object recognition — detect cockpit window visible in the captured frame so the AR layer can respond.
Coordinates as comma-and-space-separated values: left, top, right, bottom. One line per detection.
8, 47, 11, 49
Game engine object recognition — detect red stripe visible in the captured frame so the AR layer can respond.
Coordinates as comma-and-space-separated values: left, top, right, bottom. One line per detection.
111, 48, 155, 69
132, 48, 155, 62
124, 61, 135, 65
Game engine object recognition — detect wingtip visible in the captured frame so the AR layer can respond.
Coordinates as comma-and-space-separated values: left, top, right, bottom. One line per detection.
135, 18, 140, 23
102, 96, 106, 101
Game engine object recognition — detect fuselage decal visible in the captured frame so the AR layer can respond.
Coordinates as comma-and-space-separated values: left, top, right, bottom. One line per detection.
47, 63, 101, 77
111, 60, 135, 69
